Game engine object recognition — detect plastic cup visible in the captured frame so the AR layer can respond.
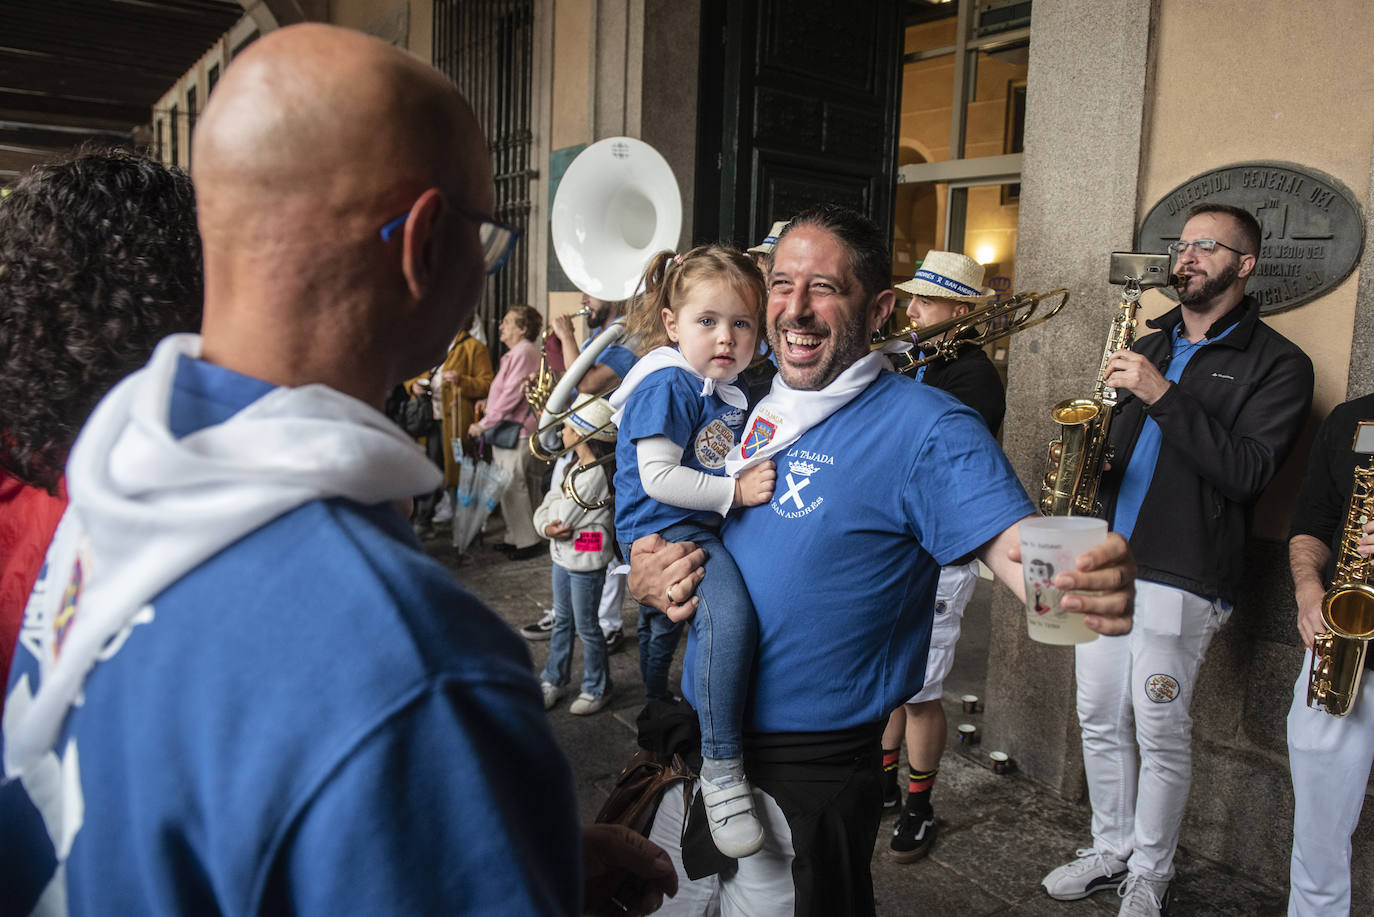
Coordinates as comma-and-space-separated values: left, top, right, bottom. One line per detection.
1019, 516, 1107, 645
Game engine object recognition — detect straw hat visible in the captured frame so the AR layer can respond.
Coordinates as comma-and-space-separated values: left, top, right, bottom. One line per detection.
894, 250, 993, 303
565, 394, 617, 443
747, 221, 790, 256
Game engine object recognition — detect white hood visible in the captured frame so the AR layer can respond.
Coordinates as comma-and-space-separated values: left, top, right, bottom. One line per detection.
4, 334, 441, 778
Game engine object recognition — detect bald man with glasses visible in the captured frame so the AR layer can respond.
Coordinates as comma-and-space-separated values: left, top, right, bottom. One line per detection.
1041, 202, 1313, 916
1, 24, 675, 916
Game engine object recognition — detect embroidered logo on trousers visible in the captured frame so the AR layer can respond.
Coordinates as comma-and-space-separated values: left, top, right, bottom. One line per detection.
1145, 673, 1180, 703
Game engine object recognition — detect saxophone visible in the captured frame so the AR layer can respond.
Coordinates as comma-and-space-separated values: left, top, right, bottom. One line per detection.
1307, 423, 1374, 716
1039, 277, 1145, 516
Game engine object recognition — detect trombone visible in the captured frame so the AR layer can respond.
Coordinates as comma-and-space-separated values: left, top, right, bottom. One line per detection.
525, 305, 593, 420
873, 288, 1070, 374
527, 322, 627, 462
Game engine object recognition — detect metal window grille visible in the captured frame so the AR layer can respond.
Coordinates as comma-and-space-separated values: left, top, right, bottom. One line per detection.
433, 0, 535, 354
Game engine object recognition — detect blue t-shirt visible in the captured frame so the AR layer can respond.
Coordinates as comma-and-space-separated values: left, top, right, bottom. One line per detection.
582, 325, 637, 383
705, 371, 1034, 733
614, 367, 748, 545
0, 359, 581, 916
1112, 321, 1238, 540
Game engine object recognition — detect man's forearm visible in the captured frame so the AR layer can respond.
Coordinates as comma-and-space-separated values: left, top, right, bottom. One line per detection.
1289, 533, 1331, 595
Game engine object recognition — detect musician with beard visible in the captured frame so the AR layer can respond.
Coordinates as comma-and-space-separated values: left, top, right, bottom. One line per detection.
1041, 202, 1313, 917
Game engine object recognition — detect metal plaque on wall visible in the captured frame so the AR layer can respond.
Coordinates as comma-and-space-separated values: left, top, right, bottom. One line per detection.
1136, 161, 1365, 315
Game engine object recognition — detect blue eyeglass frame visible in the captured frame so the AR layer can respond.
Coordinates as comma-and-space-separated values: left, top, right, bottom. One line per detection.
379, 199, 520, 275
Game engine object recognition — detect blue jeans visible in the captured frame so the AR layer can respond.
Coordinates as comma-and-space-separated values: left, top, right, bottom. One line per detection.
637, 603, 684, 703
660, 520, 757, 761
541, 564, 611, 697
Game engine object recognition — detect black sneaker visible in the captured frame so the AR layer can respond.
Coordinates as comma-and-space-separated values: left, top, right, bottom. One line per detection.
890, 809, 936, 863
882, 767, 899, 809
519, 611, 555, 641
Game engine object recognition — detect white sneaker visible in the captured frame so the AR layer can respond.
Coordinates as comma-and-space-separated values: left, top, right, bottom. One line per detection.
699, 776, 764, 858
1042, 848, 1128, 900
1117, 874, 1168, 917
540, 681, 565, 711
569, 692, 610, 715
432, 490, 454, 524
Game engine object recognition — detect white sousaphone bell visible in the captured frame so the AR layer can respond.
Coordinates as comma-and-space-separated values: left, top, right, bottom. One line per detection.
550, 136, 683, 303
530, 139, 683, 507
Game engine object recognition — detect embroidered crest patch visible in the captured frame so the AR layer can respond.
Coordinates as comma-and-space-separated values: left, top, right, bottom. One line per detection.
695, 419, 736, 469
1145, 673, 1180, 704
740, 417, 775, 458
935, 600, 948, 616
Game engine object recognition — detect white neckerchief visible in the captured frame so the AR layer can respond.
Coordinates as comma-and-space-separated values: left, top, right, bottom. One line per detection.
4, 334, 440, 779
607, 346, 748, 423
723, 351, 887, 476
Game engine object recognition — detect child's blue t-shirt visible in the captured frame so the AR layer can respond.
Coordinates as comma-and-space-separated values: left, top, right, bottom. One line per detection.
613, 367, 748, 545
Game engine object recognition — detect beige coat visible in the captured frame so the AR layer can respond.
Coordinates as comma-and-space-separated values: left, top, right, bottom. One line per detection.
407, 332, 494, 489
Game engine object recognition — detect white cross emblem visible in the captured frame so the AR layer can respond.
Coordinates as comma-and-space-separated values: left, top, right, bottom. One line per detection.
780, 472, 811, 510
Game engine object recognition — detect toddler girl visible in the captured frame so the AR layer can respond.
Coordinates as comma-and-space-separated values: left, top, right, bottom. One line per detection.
534, 396, 618, 715
609, 245, 775, 858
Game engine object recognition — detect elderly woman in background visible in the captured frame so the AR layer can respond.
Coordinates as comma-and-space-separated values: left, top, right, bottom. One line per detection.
469, 304, 545, 559
408, 323, 493, 531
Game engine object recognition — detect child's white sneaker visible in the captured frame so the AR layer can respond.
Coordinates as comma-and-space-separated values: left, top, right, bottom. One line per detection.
699, 775, 764, 858
540, 682, 565, 711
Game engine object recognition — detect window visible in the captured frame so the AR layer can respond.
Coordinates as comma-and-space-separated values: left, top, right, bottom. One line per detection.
186, 86, 197, 161
894, 0, 1029, 291
169, 105, 179, 166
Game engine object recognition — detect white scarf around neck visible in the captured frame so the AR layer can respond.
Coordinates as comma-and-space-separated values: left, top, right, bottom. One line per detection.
723, 351, 887, 476
4, 334, 441, 779
607, 345, 748, 423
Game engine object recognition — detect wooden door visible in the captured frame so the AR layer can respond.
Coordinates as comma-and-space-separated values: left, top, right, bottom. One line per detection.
695, 0, 903, 248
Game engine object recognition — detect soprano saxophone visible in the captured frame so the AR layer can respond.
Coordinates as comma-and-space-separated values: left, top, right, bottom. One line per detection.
1039, 276, 1147, 516
1307, 421, 1374, 717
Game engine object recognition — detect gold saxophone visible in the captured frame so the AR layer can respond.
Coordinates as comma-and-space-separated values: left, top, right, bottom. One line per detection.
1307, 422, 1374, 716
1039, 278, 1146, 516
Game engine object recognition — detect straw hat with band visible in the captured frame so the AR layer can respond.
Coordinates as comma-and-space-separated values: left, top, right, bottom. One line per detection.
895, 250, 993, 304
565, 394, 617, 443
747, 220, 790, 256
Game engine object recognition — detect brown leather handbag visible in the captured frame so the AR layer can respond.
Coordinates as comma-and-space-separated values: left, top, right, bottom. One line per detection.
594, 747, 693, 837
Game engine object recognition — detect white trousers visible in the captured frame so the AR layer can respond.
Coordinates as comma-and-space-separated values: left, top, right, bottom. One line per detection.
649, 782, 796, 917
598, 571, 626, 635
491, 444, 542, 549
1287, 648, 1374, 916
907, 561, 979, 704
1074, 579, 1230, 880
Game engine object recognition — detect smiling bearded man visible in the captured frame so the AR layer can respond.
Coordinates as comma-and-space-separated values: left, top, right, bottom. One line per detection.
627, 203, 1139, 917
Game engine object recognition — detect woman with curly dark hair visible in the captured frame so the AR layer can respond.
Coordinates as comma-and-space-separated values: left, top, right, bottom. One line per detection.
0, 148, 204, 703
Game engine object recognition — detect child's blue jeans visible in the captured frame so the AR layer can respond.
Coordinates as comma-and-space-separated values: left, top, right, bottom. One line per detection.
541, 564, 611, 698
659, 519, 757, 761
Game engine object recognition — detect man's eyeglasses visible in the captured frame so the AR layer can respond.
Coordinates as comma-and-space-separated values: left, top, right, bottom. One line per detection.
1166, 238, 1247, 257
379, 200, 520, 275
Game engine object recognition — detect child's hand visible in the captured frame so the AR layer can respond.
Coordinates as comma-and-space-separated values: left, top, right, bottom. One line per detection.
545, 520, 573, 540
733, 460, 776, 508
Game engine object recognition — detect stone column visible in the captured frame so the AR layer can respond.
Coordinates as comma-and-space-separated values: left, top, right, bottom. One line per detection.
983, 0, 1156, 795
1351, 145, 1374, 397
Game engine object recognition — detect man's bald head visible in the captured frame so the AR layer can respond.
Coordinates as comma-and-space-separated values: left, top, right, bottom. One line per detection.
194, 25, 489, 235
191, 24, 492, 404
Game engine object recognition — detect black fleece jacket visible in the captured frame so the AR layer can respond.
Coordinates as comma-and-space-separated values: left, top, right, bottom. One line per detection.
919, 335, 1006, 435
1098, 295, 1313, 603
